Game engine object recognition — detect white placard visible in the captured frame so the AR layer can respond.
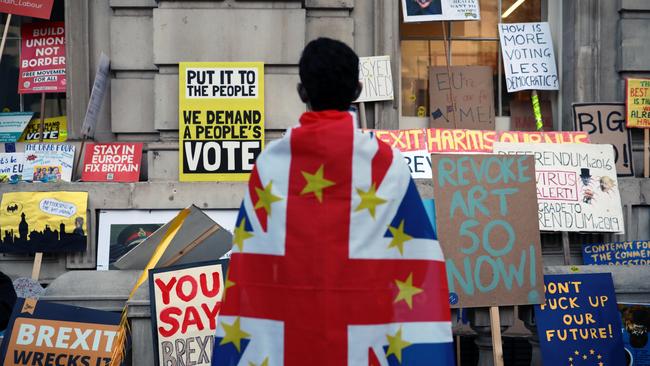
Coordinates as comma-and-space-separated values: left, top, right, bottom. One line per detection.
401, 149, 432, 179
23, 143, 75, 182
355, 56, 394, 103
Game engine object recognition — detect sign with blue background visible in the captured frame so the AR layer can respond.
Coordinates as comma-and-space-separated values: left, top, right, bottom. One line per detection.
0, 112, 33, 143
583, 241, 650, 265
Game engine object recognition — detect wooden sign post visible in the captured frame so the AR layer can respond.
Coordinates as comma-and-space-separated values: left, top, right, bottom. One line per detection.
0, 14, 11, 65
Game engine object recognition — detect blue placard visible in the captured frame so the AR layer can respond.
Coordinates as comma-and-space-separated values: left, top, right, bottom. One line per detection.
0, 112, 33, 143
583, 241, 650, 265
535, 273, 626, 365
619, 303, 650, 366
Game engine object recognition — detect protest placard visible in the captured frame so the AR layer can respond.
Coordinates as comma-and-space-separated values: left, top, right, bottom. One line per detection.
535, 273, 626, 366
574, 103, 633, 176
0, 112, 32, 143
18, 115, 67, 142
179, 62, 264, 181
19, 22, 66, 94
81, 142, 142, 182
81, 53, 110, 138
494, 142, 625, 233
149, 260, 228, 366
583, 241, 650, 265
510, 99, 553, 131
354, 56, 393, 103
0, 298, 121, 366
431, 154, 543, 308
429, 66, 495, 130
23, 143, 74, 182
626, 78, 650, 129
0, 153, 25, 183
0, 0, 54, 19
401, 0, 480, 22
619, 303, 650, 365
0, 191, 88, 253
499, 22, 559, 93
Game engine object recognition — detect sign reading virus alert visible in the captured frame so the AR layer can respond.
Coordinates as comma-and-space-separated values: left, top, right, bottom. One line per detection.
179, 62, 264, 181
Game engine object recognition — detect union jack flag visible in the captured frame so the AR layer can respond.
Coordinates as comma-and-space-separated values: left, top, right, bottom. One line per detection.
213, 110, 454, 366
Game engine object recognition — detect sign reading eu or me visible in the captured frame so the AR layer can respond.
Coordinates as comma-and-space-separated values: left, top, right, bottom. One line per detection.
535, 273, 626, 366
583, 241, 650, 265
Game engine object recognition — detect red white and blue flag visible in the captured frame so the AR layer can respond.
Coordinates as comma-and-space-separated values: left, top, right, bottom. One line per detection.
213, 110, 454, 366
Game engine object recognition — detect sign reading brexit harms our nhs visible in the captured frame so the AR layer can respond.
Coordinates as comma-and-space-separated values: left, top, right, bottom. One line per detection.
179, 62, 264, 182
493, 143, 625, 233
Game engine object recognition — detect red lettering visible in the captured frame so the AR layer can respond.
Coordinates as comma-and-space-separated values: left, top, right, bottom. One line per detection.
200, 272, 221, 298
155, 277, 177, 305
158, 307, 182, 337
176, 275, 198, 302
202, 302, 222, 330
182, 306, 204, 334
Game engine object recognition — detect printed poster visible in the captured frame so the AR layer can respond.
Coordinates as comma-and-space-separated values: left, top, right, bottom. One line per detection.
401, 0, 480, 22
24, 143, 75, 182
149, 260, 228, 366
81, 142, 143, 182
619, 303, 650, 366
19, 22, 66, 94
354, 56, 393, 103
535, 273, 626, 366
0, 191, 88, 253
626, 78, 650, 128
0, 112, 33, 143
574, 103, 634, 176
583, 241, 650, 265
494, 143, 625, 233
0, 153, 25, 183
18, 116, 68, 143
499, 22, 559, 93
0, 298, 121, 366
431, 154, 544, 308
0, 0, 54, 19
179, 62, 264, 181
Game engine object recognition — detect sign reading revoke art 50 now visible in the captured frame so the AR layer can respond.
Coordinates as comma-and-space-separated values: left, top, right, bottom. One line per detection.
179, 62, 264, 181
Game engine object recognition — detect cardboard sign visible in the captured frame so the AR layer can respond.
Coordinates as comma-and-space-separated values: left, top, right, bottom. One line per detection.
18, 115, 68, 142
23, 143, 75, 182
0, 191, 88, 253
573, 103, 634, 176
81, 53, 110, 138
431, 154, 544, 308
499, 22, 559, 93
0, 153, 25, 183
494, 143, 625, 233
535, 273, 626, 366
19, 22, 66, 94
583, 241, 650, 265
626, 78, 650, 128
354, 56, 393, 103
429, 66, 495, 130
510, 99, 553, 131
401, 0, 480, 22
0, 298, 121, 366
150, 260, 228, 366
179, 62, 264, 181
0, 0, 54, 19
0, 112, 33, 143
81, 142, 143, 182
619, 303, 650, 365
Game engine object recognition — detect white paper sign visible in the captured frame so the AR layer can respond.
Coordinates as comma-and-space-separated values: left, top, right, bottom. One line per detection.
355, 56, 394, 103
401, 149, 432, 179
493, 142, 625, 233
0, 153, 25, 183
23, 143, 75, 182
401, 0, 480, 22
499, 22, 559, 93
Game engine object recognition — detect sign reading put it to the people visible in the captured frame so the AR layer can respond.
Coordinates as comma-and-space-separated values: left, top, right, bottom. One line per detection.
431, 154, 544, 308
626, 78, 650, 128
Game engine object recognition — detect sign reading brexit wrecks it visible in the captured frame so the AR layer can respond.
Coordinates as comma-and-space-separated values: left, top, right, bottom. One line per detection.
626, 78, 650, 128
82, 143, 143, 182
19, 22, 66, 94
499, 22, 558, 93
0, 298, 120, 366
179, 62, 264, 181
431, 154, 544, 308
535, 273, 626, 366
583, 241, 650, 265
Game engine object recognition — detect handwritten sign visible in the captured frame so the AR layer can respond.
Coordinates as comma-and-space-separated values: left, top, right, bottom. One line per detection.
0, 153, 25, 183
626, 78, 650, 128
499, 22, 559, 93
0, 0, 54, 19
429, 66, 495, 130
19, 22, 66, 94
583, 241, 650, 265
18, 116, 68, 143
0, 112, 33, 143
354, 56, 393, 103
81, 142, 143, 182
149, 260, 228, 366
401, 0, 480, 22
431, 154, 543, 308
574, 103, 634, 176
23, 143, 75, 182
535, 273, 626, 366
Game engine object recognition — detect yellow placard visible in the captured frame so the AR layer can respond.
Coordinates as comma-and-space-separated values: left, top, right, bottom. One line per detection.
179, 62, 265, 181
18, 115, 68, 142
626, 78, 650, 128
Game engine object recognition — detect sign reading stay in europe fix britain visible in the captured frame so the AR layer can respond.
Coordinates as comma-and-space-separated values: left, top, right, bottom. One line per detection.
179, 62, 264, 181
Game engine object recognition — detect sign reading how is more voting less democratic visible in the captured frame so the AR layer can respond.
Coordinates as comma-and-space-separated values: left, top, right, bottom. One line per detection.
626, 78, 650, 128
583, 241, 650, 265
535, 273, 626, 366
499, 22, 558, 93
19, 22, 66, 94
431, 154, 544, 308
179, 62, 264, 181
82, 143, 143, 182
574, 103, 634, 176
355, 56, 393, 103
149, 260, 228, 366
494, 143, 625, 233
0, 298, 120, 366
401, 0, 480, 22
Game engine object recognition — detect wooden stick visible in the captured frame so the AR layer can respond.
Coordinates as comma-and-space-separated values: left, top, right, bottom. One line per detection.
160, 224, 221, 268
455, 335, 461, 366
31, 253, 43, 281
440, 21, 457, 129
561, 231, 571, 265
39, 92, 46, 142
359, 102, 368, 129
0, 14, 11, 65
489, 306, 505, 366
644, 129, 649, 178
74, 139, 86, 181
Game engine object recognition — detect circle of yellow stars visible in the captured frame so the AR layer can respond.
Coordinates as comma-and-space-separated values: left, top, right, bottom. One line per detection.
569, 349, 603, 366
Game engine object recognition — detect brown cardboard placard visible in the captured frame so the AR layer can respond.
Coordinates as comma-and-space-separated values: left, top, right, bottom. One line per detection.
431, 154, 544, 308
510, 99, 553, 131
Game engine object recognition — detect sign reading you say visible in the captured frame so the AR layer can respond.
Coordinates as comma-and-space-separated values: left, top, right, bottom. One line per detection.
19, 22, 66, 94
494, 143, 625, 233
499, 22, 558, 93
354, 56, 393, 103
626, 78, 650, 128
179, 62, 264, 181
431, 154, 544, 308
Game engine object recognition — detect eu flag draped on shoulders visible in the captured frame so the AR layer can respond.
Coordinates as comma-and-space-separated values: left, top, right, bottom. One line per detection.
212, 38, 454, 366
